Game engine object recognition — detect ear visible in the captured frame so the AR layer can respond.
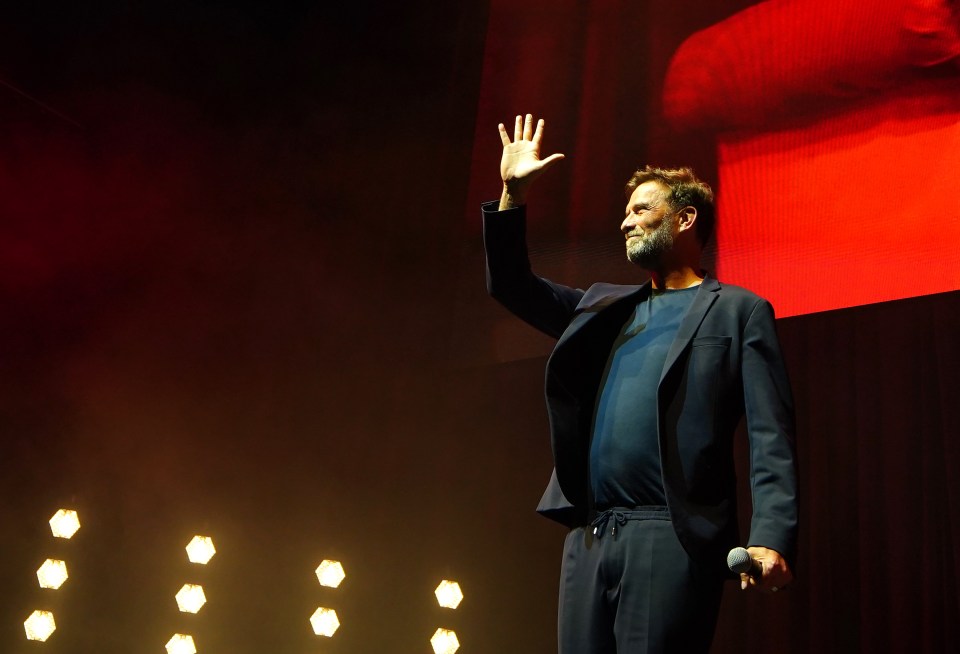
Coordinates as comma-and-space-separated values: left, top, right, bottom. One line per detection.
676, 206, 697, 234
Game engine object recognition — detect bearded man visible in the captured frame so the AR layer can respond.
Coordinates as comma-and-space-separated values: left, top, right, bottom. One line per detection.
482, 114, 798, 653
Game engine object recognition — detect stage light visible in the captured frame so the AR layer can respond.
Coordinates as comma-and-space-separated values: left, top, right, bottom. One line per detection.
36, 559, 69, 590
48, 509, 80, 539
434, 580, 463, 609
309, 607, 340, 637
175, 584, 207, 613
430, 628, 459, 654
315, 560, 346, 588
165, 633, 196, 654
24, 610, 56, 641
185, 536, 216, 564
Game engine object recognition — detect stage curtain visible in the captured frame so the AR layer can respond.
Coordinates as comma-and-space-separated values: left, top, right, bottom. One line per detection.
462, 0, 747, 244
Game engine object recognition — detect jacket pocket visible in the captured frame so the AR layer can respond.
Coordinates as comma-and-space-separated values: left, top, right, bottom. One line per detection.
692, 335, 732, 348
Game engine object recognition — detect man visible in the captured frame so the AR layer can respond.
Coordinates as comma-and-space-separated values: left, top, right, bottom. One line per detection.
483, 114, 798, 653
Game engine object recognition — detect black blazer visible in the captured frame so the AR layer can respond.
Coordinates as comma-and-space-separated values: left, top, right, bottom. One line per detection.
483, 201, 798, 576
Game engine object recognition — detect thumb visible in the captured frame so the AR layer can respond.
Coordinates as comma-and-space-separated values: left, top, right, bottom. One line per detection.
539, 153, 566, 170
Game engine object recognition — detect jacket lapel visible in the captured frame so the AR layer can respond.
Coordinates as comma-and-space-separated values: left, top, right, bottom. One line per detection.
659, 277, 720, 385
554, 282, 649, 352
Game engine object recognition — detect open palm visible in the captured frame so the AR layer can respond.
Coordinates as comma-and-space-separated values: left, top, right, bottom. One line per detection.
499, 114, 565, 189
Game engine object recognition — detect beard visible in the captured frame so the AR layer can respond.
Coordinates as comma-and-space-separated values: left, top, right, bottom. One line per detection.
625, 214, 675, 268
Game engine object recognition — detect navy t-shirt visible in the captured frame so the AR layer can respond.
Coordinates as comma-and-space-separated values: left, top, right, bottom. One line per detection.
589, 286, 699, 509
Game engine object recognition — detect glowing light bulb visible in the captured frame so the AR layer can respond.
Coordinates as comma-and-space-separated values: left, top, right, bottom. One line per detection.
37, 559, 69, 590
24, 610, 56, 641
49, 509, 81, 539
315, 560, 346, 588
185, 535, 216, 564
165, 633, 196, 654
309, 607, 340, 637
434, 580, 464, 609
175, 584, 207, 613
430, 628, 460, 654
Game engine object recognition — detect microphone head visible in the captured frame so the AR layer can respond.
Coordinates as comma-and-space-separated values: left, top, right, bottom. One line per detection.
727, 546, 753, 574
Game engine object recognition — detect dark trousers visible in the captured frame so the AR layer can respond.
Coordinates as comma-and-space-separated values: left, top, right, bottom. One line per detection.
558, 508, 724, 654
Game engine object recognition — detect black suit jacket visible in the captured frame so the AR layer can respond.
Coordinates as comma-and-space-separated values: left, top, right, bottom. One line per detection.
483, 201, 798, 576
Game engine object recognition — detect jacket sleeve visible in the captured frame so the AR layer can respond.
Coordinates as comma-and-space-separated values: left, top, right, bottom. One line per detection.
482, 201, 584, 339
741, 298, 799, 570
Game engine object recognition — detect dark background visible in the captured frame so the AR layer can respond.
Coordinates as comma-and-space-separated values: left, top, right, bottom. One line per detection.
1, 2, 957, 653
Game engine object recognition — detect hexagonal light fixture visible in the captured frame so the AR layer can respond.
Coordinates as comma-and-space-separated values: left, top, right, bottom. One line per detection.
49, 509, 81, 539
165, 633, 197, 654
23, 610, 56, 642
185, 535, 216, 564
36, 559, 69, 590
430, 628, 460, 654
315, 560, 346, 588
434, 580, 463, 609
309, 607, 340, 637
175, 584, 207, 613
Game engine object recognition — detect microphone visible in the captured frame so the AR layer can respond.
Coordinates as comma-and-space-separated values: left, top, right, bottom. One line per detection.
727, 546, 762, 577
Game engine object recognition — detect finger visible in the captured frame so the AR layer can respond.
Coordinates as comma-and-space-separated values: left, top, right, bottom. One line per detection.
532, 118, 545, 145
498, 123, 511, 147
740, 573, 750, 590
523, 113, 534, 140
514, 115, 522, 141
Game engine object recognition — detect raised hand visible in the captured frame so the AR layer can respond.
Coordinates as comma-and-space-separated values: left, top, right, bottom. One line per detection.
498, 114, 565, 210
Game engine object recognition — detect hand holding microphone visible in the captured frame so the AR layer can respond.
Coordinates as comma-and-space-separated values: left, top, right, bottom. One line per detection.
727, 546, 794, 592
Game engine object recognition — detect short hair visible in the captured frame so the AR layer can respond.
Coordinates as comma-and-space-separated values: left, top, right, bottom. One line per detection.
624, 166, 715, 246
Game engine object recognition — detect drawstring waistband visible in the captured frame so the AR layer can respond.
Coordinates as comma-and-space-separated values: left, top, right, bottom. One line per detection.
589, 506, 670, 539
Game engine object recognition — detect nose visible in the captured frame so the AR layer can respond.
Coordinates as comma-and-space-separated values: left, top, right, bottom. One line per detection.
621, 214, 637, 236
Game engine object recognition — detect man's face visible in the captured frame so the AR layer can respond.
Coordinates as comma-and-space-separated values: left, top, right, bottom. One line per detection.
621, 180, 677, 268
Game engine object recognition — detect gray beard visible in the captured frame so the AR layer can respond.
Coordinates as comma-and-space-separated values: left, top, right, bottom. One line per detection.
625, 216, 675, 268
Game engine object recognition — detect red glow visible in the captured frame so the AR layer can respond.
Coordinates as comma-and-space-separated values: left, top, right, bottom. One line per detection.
715, 88, 960, 317
664, 0, 960, 317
